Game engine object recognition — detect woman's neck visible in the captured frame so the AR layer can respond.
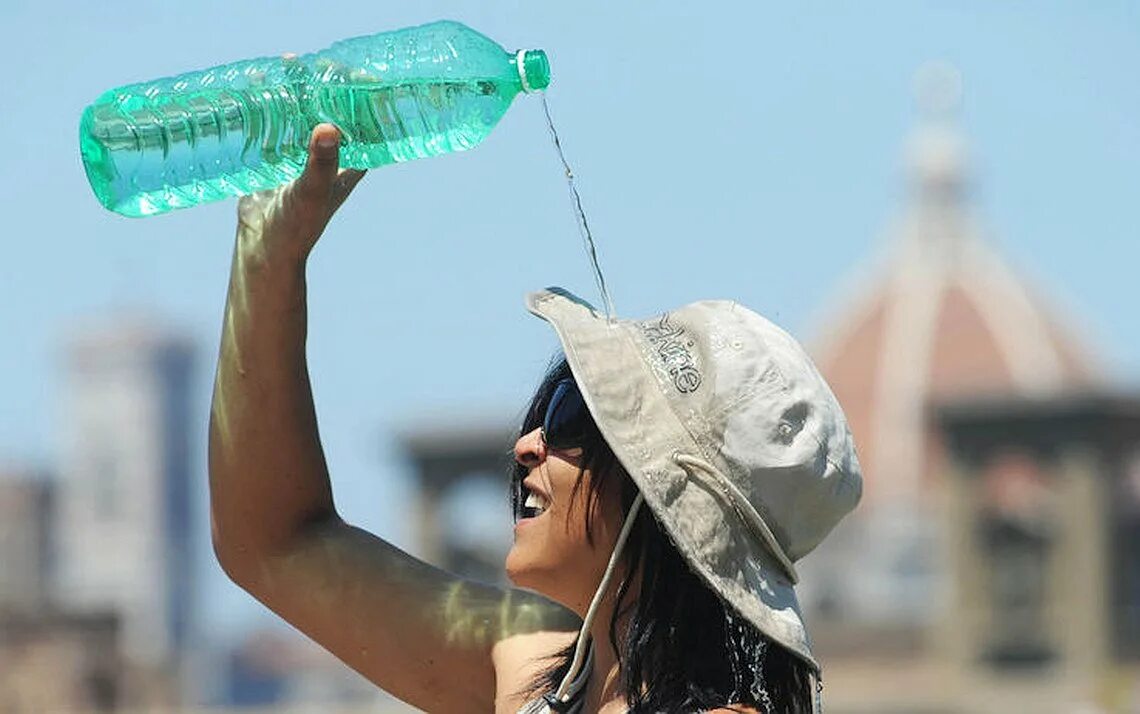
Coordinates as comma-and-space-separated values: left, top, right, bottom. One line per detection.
583, 629, 623, 712
579, 586, 632, 713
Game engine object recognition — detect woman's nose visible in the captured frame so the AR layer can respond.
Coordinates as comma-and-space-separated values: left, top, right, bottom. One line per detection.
514, 427, 547, 468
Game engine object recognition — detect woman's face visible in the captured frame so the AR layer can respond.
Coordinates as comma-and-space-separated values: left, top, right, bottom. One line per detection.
505, 426, 626, 615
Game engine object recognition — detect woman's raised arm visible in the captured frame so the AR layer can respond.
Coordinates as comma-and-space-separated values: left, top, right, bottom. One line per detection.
208, 124, 574, 712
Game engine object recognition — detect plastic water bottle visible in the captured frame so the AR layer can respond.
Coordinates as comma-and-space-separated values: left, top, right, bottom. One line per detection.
79, 20, 550, 217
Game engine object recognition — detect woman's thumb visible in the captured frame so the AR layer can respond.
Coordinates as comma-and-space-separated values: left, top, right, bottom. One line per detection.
296, 123, 342, 201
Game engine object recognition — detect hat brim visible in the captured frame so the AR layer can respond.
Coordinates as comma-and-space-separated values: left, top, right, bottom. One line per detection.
526, 288, 818, 671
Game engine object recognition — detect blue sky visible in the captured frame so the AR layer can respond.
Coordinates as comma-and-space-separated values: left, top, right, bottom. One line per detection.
1, 1, 1137, 641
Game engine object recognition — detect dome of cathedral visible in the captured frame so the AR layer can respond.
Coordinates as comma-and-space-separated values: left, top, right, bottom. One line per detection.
812, 73, 1099, 510
800, 65, 1101, 627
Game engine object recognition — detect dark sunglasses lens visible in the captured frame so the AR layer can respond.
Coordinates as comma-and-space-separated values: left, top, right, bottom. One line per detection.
544, 380, 590, 449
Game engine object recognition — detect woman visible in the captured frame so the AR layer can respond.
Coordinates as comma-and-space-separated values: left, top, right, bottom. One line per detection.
209, 125, 862, 713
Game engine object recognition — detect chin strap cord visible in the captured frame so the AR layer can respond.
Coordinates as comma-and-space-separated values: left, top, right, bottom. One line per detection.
671, 452, 799, 584
543, 492, 645, 712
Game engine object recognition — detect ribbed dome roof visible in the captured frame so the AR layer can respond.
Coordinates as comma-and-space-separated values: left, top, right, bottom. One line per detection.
799, 66, 1101, 628
811, 66, 1099, 509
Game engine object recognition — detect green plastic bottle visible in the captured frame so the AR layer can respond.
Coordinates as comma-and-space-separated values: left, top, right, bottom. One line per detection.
79, 20, 550, 217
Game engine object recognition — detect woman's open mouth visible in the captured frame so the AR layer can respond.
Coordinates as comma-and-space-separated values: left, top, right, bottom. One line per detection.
519, 483, 551, 520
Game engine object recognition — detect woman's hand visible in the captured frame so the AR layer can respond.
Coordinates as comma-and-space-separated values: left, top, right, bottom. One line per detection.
236, 122, 366, 264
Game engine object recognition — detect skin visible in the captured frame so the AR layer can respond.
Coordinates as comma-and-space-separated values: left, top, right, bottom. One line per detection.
506, 428, 626, 610
209, 123, 757, 714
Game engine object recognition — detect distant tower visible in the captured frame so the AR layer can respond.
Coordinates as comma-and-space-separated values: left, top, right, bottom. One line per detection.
937, 395, 1140, 711
54, 318, 196, 670
804, 64, 1099, 630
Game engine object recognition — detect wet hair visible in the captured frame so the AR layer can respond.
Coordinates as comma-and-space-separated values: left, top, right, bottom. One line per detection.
512, 357, 817, 714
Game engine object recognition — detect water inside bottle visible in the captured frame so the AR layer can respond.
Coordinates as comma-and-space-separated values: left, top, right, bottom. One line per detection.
540, 95, 616, 322
319, 79, 514, 168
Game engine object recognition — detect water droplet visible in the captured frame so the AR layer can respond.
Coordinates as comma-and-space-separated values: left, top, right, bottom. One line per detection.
724, 606, 773, 711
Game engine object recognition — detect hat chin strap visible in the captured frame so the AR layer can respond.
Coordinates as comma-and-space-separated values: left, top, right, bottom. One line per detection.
545, 492, 645, 710
671, 452, 799, 584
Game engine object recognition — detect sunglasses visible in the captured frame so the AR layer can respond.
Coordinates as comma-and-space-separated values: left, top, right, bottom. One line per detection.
541, 378, 593, 450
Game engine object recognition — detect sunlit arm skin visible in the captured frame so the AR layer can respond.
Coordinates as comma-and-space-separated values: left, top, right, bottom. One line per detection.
208, 124, 577, 713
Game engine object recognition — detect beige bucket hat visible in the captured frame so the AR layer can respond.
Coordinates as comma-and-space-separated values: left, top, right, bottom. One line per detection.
527, 287, 862, 671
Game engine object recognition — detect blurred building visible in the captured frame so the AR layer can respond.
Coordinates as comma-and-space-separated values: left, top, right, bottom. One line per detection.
0, 470, 130, 712
937, 395, 1140, 713
798, 66, 1138, 712
398, 417, 516, 584
52, 317, 197, 702
218, 628, 399, 710
0, 610, 121, 712
802, 65, 1098, 630
0, 468, 53, 614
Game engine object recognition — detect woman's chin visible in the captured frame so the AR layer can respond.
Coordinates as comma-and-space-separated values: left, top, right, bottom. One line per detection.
504, 549, 536, 588
505, 553, 557, 598
506, 554, 544, 588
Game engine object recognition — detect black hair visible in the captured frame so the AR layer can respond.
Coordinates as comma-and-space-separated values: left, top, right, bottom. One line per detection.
511, 357, 818, 713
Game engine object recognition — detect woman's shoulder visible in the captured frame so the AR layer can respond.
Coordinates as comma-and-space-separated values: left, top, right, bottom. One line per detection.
706, 707, 765, 714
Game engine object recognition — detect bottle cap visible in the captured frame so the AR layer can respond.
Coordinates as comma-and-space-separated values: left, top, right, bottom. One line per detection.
516, 49, 550, 93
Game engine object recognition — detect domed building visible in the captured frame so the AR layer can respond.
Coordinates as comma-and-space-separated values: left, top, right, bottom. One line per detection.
801, 67, 1101, 634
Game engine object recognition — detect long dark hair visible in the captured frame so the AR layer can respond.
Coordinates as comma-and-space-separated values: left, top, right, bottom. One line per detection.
511, 357, 818, 714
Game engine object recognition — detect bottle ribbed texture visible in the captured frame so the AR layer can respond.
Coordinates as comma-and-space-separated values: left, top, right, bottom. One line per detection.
80, 21, 548, 217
